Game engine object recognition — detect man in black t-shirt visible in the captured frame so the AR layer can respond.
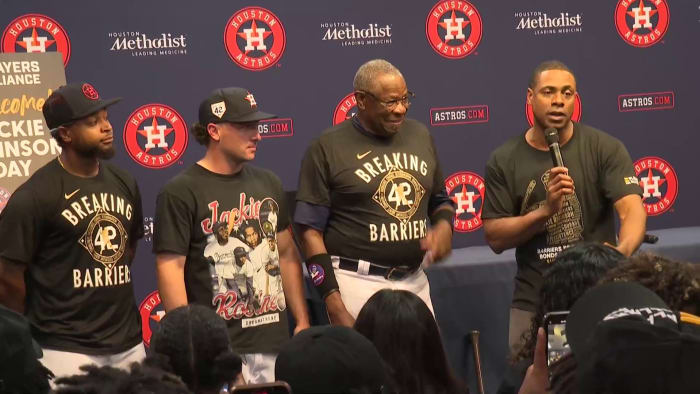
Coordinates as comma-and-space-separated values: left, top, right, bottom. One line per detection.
295, 59, 455, 326
481, 61, 646, 355
154, 87, 310, 383
0, 82, 145, 379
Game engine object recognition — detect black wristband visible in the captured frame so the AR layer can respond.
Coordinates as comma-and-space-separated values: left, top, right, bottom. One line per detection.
430, 208, 455, 230
305, 253, 339, 300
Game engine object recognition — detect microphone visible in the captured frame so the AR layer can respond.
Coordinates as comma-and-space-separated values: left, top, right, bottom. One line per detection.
544, 128, 564, 167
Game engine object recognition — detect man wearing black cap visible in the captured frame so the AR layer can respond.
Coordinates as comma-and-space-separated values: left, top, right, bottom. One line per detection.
0, 82, 145, 378
154, 87, 310, 384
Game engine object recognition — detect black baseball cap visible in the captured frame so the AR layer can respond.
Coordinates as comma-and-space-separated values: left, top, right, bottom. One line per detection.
566, 282, 700, 393
275, 325, 388, 394
43, 82, 121, 135
198, 87, 275, 125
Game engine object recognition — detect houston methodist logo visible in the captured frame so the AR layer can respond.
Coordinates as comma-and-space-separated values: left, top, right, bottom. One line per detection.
445, 171, 484, 232
2, 14, 71, 66
333, 92, 358, 125
224, 7, 286, 71
123, 104, 188, 169
139, 291, 165, 347
634, 156, 678, 216
526, 94, 582, 126
615, 0, 669, 48
425, 1, 483, 59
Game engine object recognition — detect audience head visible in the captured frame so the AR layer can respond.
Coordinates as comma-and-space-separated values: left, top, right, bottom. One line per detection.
53, 363, 191, 394
354, 289, 467, 394
515, 242, 622, 361
275, 325, 388, 394
565, 281, 700, 394
149, 304, 241, 393
0, 305, 52, 394
599, 252, 700, 314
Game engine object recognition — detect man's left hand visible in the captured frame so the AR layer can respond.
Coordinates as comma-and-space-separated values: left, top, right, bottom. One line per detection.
420, 220, 453, 266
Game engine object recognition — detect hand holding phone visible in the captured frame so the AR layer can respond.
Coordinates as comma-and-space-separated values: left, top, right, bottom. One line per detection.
543, 311, 571, 367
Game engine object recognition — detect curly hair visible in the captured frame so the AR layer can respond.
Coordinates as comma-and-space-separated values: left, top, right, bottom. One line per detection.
150, 304, 242, 392
513, 243, 623, 363
53, 362, 191, 394
599, 252, 700, 313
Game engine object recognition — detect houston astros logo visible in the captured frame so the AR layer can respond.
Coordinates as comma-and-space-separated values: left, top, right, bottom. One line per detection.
634, 156, 678, 216
333, 92, 358, 125
139, 291, 165, 347
2, 14, 71, 66
425, 1, 482, 59
526, 94, 582, 126
123, 104, 188, 169
79, 210, 127, 269
82, 83, 99, 100
373, 168, 426, 223
615, 0, 669, 48
445, 171, 484, 232
224, 7, 286, 71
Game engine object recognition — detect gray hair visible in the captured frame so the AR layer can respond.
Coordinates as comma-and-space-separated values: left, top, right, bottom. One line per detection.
353, 59, 404, 92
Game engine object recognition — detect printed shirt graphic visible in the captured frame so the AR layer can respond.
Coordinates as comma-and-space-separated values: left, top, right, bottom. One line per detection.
0, 159, 144, 354
154, 164, 290, 354
296, 118, 446, 268
482, 123, 642, 311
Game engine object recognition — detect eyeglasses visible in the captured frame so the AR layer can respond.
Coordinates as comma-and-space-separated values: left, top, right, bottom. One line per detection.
359, 90, 414, 110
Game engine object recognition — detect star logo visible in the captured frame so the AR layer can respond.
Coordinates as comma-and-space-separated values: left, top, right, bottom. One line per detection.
224, 7, 286, 71
123, 104, 188, 169
139, 291, 165, 347
634, 157, 678, 216
445, 171, 485, 232
2, 14, 72, 66
615, 0, 669, 48
15, 27, 55, 52
425, 1, 482, 59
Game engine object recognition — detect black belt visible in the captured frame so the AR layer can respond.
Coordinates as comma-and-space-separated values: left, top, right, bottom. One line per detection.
332, 255, 420, 280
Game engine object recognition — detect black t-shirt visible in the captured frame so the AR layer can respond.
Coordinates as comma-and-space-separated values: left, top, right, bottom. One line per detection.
154, 164, 290, 354
0, 159, 144, 355
296, 118, 447, 268
483, 123, 642, 311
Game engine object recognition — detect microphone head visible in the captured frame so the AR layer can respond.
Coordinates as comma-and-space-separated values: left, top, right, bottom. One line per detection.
544, 128, 559, 145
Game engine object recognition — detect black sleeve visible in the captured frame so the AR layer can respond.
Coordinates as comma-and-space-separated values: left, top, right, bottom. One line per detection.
0, 187, 42, 265
153, 188, 193, 256
428, 134, 456, 214
599, 137, 643, 202
295, 139, 331, 207
131, 181, 145, 243
270, 173, 290, 232
482, 153, 517, 219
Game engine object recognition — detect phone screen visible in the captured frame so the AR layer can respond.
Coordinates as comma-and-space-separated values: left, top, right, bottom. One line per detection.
544, 311, 571, 367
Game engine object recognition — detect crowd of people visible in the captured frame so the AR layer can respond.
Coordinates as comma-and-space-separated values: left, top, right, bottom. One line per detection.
1, 58, 699, 393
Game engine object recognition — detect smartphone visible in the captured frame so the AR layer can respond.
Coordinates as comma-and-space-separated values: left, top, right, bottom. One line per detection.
229, 381, 292, 394
543, 310, 570, 367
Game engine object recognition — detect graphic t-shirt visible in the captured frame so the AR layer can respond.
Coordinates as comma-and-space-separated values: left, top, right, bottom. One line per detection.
482, 123, 642, 311
0, 159, 144, 354
154, 164, 290, 354
296, 118, 448, 268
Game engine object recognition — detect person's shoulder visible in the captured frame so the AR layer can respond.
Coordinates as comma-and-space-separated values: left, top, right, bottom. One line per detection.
403, 118, 430, 133
489, 133, 527, 161
243, 164, 281, 183
317, 119, 355, 142
159, 164, 201, 195
576, 123, 621, 143
16, 159, 61, 192
102, 161, 137, 184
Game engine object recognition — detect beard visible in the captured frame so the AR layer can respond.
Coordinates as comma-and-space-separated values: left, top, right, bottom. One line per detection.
72, 139, 115, 160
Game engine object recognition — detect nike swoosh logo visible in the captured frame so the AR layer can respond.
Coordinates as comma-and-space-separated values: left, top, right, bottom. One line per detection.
356, 150, 372, 160
64, 189, 80, 200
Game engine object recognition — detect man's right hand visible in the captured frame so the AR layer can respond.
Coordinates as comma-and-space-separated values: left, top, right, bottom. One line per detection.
544, 166, 574, 217
325, 291, 355, 327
